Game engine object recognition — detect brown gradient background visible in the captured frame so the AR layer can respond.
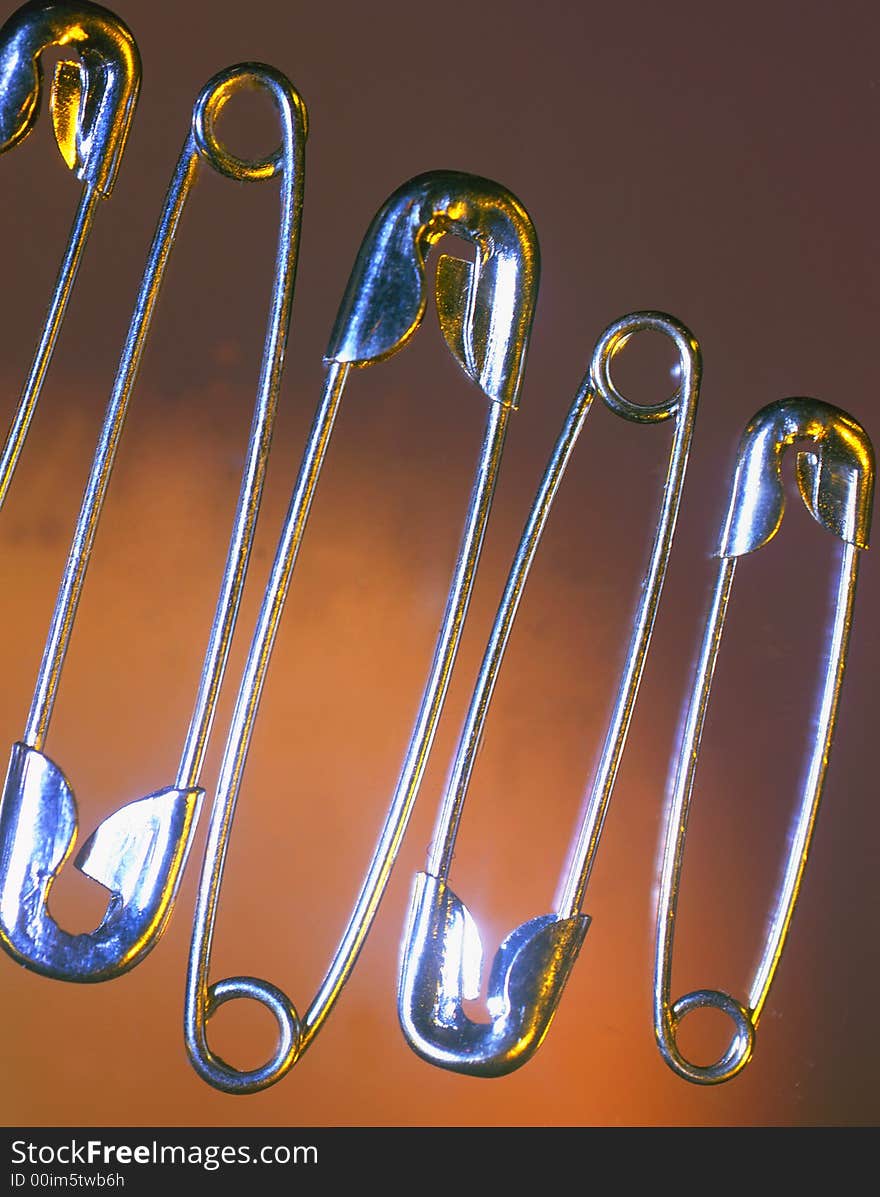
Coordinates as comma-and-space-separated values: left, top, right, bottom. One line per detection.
0, 0, 877, 1127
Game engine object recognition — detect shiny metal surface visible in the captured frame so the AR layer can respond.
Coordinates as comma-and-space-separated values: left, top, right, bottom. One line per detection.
0, 0, 139, 191
327, 171, 536, 408
0, 745, 197, 977
0, 1, 139, 512
718, 399, 873, 556
653, 397, 874, 1084
399, 312, 700, 1076
0, 63, 306, 982
185, 170, 539, 1093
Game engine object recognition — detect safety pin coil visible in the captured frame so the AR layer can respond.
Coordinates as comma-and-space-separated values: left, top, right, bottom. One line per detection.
398, 312, 701, 1076
653, 397, 874, 1084
0, 0, 140, 511
0, 63, 307, 982
185, 170, 539, 1094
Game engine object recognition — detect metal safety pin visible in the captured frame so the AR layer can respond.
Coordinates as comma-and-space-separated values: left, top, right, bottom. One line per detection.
0, 0, 139, 509
398, 311, 700, 1076
0, 63, 306, 982
185, 170, 539, 1094
653, 397, 874, 1084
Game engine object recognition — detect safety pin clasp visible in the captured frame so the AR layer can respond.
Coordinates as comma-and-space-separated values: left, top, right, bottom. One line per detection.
400, 873, 589, 1077
326, 170, 538, 407
718, 397, 873, 556
0, 0, 140, 194
0, 744, 200, 981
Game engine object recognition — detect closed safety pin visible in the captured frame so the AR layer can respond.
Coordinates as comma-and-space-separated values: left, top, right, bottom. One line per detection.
185, 170, 539, 1094
398, 312, 701, 1076
0, 63, 306, 981
0, 0, 139, 509
654, 397, 874, 1084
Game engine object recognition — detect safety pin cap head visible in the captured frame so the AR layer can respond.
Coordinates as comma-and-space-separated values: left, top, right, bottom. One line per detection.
325, 169, 539, 408
0, 742, 202, 981
398, 873, 589, 1077
717, 397, 874, 557
0, 1, 141, 195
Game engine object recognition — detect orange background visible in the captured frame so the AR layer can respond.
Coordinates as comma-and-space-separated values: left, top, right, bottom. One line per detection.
1, 0, 877, 1126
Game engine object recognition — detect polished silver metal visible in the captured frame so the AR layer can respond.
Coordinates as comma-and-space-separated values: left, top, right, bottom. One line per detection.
0, 63, 307, 982
653, 397, 874, 1084
185, 170, 539, 1094
398, 311, 701, 1076
0, 0, 140, 510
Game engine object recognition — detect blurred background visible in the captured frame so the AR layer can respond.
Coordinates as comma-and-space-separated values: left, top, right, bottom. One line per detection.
0, 0, 877, 1127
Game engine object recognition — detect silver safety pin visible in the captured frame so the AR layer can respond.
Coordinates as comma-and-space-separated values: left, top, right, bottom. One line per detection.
185, 170, 539, 1094
398, 311, 700, 1076
653, 397, 874, 1084
0, 0, 140, 509
0, 63, 307, 982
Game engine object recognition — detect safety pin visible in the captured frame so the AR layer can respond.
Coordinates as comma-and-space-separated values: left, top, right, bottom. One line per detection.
653, 397, 873, 1084
0, 0, 139, 509
397, 312, 700, 1076
0, 63, 306, 981
185, 170, 539, 1094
